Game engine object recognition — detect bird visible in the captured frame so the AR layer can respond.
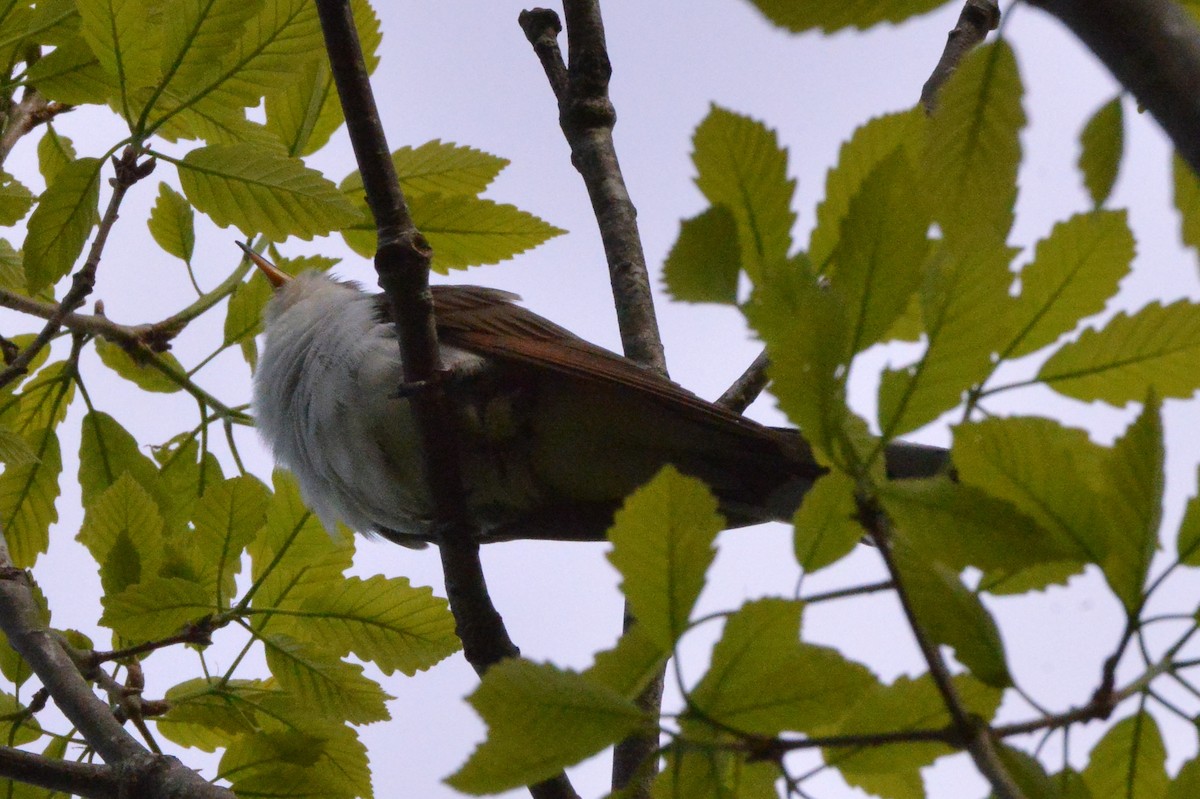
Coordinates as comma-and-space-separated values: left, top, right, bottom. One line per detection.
244, 246, 948, 547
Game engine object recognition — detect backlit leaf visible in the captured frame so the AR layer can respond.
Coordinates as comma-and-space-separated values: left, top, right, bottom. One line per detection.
22, 156, 101, 293
147, 182, 195, 262
1079, 96, 1123, 207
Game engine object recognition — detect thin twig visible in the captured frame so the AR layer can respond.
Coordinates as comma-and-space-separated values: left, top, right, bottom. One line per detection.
919, 0, 1001, 112
800, 580, 895, 605
717, 349, 771, 413
0, 147, 154, 391
314, 4, 580, 799
0, 87, 69, 167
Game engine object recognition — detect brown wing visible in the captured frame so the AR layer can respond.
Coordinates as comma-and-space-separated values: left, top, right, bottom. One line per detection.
430, 285, 790, 444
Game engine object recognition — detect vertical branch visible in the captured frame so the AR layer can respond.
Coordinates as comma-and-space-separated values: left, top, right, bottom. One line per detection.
519, 6, 666, 796
919, 0, 1001, 112
314, 4, 577, 798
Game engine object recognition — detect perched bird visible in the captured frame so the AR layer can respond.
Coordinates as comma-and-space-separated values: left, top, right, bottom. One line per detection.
246, 247, 947, 547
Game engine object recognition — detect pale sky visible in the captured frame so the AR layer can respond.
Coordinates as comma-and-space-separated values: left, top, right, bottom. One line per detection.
7, 2, 1200, 798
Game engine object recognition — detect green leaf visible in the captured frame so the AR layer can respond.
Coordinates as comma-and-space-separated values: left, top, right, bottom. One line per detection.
156, 0, 263, 105
892, 542, 1011, 687
147, 182, 195, 262
826, 149, 929, 355
690, 598, 876, 735
744, 256, 854, 462
882, 478, 1085, 576
0, 691, 41, 747
1175, 154, 1200, 261
24, 34, 114, 105
341, 140, 509, 197
188, 475, 269, 606
1177, 468, 1200, 565
36, 126, 75, 184
101, 576, 212, 639
1079, 96, 1123, 207
924, 41, 1025, 247
992, 746, 1057, 799
1082, 712, 1167, 799
653, 743, 779, 799
94, 338, 185, 393
277, 575, 459, 677
833, 673, 1001, 778
810, 109, 925, 270
691, 105, 795, 282
0, 430, 60, 568
220, 723, 369, 799
247, 471, 353, 612
0, 171, 32, 225
24, 0, 79, 47
261, 633, 390, 724
952, 417, 1111, 565
177, 143, 360, 241
1168, 756, 1200, 799
1038, 300, 1200, 405
263, 0, 378, 157
342, 193, 565, 272
22, 156, 101, 293
878, 244, 1017, 436
663, 205, 741, 304
447, 659, 646, 794
0, 425, 36, 466
584, 624, 669, 700
741, 0, 951, 32
1006, 210, 1135, 359
77, 471, 164, 595
75, 0, 162, 117
157, 678, 270, 751
606, 466, 722, 650
792, 471, 860, 573
1098, 395, 1163, 612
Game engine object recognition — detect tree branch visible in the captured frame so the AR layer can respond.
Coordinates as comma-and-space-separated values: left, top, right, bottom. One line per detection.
314, 5, 579, 799
0, 147, 154, 391
0, 88, 69, 167
1028, 0, 1200, 174
919, 0, 1001, 112
0, 745, 119, 799
0, 538, 234, 798
716, 349, 771, 413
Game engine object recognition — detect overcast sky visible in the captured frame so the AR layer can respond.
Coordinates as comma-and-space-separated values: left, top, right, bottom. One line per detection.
8, 2, 1200, 798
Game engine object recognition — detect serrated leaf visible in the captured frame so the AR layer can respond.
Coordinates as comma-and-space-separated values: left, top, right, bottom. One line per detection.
663, 205, 741, 304
0, 171, 32, 225
879, 244, 1017, 436
606, 466, 722, 650
691, 105, 795, 282
1038, 300, 1200, 405
792, 471, 860, 573
953, 417, 1111, 566
833, 673, 1001, 777
744, 256, 852, 460
277, 575, 458, 676
690, 598, 876, 735
1177, 468, 1200, 565
0, 429, 59, 567
157, 0, 263, 101
101, 576, 212, 639
36, 126, 75, 184
155, 99, 286, 148
653, 743, 779, 799
810, 109, 925, 270
742, 0, 951, 32
924, 41, 1025, 247
882, 478, 1085, 576
22, 156, 101, 293
341, 193, 565, 272
247, 471, 353, 613
189, 475, 269, 606
0, 691, 41, 747
148, 182, 195, 262
75, 0, 162, 118
1176, 154, 1200, 262
157, 677, 271, 751
2, 361, 73, 433
261, 632, 390, 724
1006, 210, 1135, 359
827, 149, 929, 355
992, 746, 1057, 799
1082, 712, 1167, 799
220, 723, 370, 799
448, 659, 645, 794
584, 624, 668, 700
177, 143, 360, 241
1168, 756, 1200, 799
24, 0, 79, 47
0, 426, 36, 466
95, 338, 185, 393
340, 140, 508, 198
24, 35, 113, 105
1099, 395, 1163, 612
892, 542, 1011, 687
1079, 96, 1123, 207
265, 0, 380, 157
77, 471, 164, 595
